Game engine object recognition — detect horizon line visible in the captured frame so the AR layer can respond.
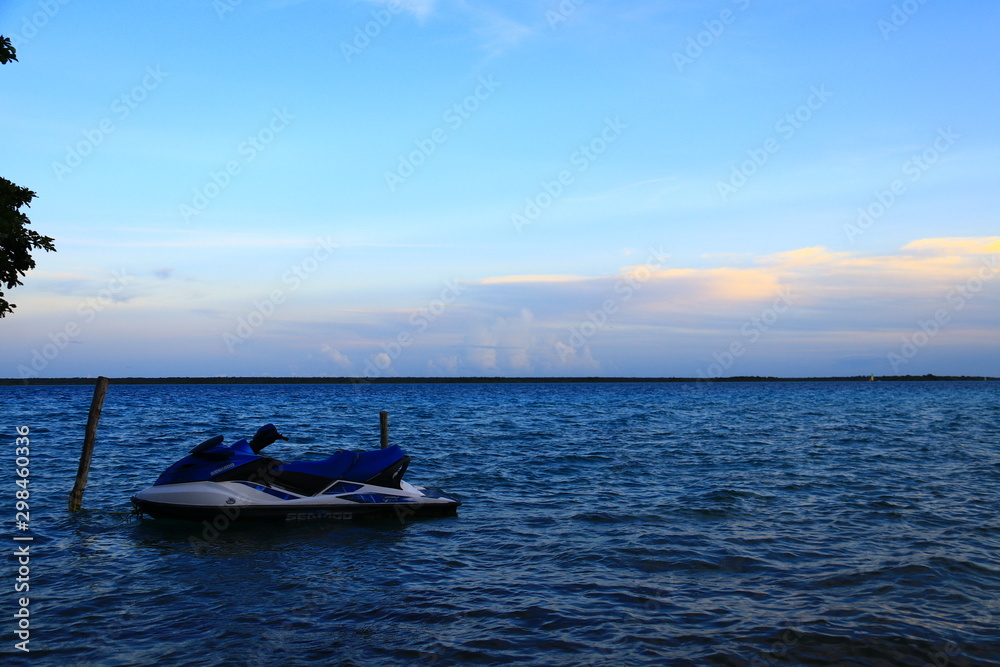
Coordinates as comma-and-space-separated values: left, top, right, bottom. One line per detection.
2, 374, 997, 386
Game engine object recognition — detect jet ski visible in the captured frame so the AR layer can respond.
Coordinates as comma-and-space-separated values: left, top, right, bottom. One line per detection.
131, 424, 461, 522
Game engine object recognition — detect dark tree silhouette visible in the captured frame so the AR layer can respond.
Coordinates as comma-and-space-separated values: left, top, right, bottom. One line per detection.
0, 35, 16, 64
1, 35, 56, 317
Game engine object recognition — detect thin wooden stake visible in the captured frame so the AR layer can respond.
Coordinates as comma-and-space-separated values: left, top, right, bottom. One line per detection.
380, 410, 389, 449
69, 376, 110, 512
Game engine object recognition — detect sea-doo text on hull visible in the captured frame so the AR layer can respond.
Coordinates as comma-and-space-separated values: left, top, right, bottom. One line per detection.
132, 424, 461, 522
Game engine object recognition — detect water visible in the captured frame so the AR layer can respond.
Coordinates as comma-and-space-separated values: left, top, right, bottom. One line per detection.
2, 380, 999, 665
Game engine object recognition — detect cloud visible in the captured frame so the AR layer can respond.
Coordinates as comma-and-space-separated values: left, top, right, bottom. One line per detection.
320, 345, 352, 369
901, 237, 1000, 256
460, 308, 535, 373
764, 246, 846, 268
59, 229, 332, 250
467, 6, 535, 57
363, 0, 436, 20
639, 266, 784, 305
6, 237, 995, 378
761, 237, 1000, 308
358, 0, 536, 56
479, 274, 588, 285
444, 236, 999, 374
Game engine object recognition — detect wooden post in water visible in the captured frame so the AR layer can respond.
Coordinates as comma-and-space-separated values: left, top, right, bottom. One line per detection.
380, 410, 389, 449
68, 376, 110, 512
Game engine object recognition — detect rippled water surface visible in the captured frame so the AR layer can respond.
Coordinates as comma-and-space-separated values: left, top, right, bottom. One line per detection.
3, 380, 999, 665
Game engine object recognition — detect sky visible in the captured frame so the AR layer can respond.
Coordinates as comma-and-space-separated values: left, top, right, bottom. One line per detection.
1, 0, 998, 379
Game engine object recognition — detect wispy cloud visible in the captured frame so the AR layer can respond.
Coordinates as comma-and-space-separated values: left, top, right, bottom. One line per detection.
368, 0, 438, 21
465, 4, 536, 57
478, 274, 589, 285
902, 237, 1000, 256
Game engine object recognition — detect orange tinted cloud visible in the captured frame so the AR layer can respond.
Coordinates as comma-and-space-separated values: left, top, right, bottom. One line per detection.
900, 236, 1000, 256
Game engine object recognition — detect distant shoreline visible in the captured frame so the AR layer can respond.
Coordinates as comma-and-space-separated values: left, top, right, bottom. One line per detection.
1, 375, 996, 386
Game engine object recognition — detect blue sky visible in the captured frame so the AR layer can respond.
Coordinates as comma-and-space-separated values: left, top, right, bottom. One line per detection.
2, 0, 998, 378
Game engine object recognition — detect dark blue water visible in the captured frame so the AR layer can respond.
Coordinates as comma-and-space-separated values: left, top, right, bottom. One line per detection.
2, 381, 999, 665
